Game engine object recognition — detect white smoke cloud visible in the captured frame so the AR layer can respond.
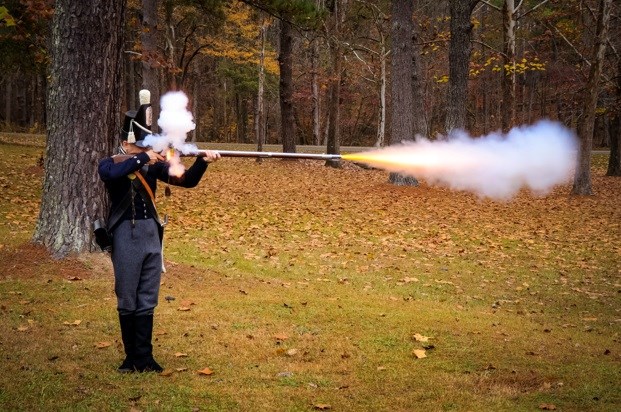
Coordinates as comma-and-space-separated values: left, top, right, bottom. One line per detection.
353, 120, 577, 200
141, 91, 200, 154
141, 91, 200, 176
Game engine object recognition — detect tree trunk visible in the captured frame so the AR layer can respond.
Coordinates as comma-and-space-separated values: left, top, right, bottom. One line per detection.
4, 72, 12, 126
501, 0, 516, 133
255, 17, 267, 160
164, 0, 177, 90
141, 0, 160, 132
33, 0, 126, 257
572, 0, 611, 195
389, 0, 417, 186
411, 20, 427, 136
374, 34, 387, 147
279, 18, 296, 153
311, 36, 321, 146
445, 0, 478, 134
325, 0, 342, 168
608, 114, 621, 176
607, 15, 621, 176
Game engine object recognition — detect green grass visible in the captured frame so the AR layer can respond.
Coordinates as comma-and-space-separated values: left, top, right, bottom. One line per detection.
0, 134, 620, 411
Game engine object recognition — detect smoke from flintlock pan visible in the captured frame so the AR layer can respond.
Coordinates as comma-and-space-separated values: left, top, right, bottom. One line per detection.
142, 91, 200, 176
343, 121, 578, 200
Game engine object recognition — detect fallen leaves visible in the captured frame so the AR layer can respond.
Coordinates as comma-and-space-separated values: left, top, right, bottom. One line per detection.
95, 341, 111, 349
412, 349, 427, 359
412, 333, 430, 343
63, 320, 81, 326
197, 367, 214, 376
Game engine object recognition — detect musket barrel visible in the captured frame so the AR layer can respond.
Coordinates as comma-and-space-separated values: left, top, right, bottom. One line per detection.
186, 149, 342, 161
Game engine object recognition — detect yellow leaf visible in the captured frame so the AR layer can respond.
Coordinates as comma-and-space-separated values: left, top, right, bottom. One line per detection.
314, 404, 332, 410
17, 325, 29, 332
413, 333, 430, 342
177, 307, 191, 312
95, 341, 111, 349
412, 349, 427, 359
174, 352, 188, 358
63, 320, 81, 326
197, 367, 214, 376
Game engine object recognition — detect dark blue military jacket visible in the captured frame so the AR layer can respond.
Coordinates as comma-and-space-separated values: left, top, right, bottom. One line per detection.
98, 152, 208, 223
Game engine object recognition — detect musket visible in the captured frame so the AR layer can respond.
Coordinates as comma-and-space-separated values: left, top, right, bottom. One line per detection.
112, 149, 343, 163
190, 149, 342, 161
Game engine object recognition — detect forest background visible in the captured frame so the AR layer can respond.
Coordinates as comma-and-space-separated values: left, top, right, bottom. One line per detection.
1, 0, 620, 150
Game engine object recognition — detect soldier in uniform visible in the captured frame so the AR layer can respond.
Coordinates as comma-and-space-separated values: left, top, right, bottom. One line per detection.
98, 90, 219, 372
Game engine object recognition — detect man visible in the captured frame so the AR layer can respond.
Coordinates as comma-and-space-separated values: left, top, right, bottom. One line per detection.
98, 90, 219, 373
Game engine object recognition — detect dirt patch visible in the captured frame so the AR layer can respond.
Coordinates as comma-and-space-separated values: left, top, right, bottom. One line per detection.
0, 243, 92, 281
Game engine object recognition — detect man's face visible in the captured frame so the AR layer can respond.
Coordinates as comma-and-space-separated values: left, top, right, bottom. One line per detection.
122, 141, 149, 154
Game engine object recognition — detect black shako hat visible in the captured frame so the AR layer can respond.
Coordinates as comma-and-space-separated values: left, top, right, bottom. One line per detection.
121, 89, 153, 148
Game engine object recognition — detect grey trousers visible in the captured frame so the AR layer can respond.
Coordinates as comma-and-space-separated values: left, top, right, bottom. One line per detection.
111, 219, 162, 316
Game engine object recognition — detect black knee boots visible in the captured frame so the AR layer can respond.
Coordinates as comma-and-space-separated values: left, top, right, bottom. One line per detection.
118, 314, 136, 373
133, 314, 163, 372
118, 313, 163, 373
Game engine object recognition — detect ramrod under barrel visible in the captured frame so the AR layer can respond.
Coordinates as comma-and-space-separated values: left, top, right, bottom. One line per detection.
188, 149, 342, 161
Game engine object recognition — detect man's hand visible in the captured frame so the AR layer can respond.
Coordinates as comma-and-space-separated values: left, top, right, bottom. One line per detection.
199, 150, 221, 163
146, 149, 165, 165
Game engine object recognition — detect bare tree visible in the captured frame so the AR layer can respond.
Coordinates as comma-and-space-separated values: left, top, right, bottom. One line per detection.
572, 0, 612, 195
445, 0, 480, 134
141, 0, 160, 130
279, 18, 296, 153
325, 0, 344, 168
607, 8, 620, 176
255, 16, 268, 159
34, 0, 126, 257
389, 0, 417, 185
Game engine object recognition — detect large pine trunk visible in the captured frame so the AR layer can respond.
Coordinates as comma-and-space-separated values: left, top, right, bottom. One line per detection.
33, 0, 126, 257
279, 19, 296, 153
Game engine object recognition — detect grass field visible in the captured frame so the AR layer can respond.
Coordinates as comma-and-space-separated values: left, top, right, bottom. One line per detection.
0, 134, 619, 411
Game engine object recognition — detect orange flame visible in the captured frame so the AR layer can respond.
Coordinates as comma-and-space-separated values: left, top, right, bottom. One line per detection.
166, 148, 186, 177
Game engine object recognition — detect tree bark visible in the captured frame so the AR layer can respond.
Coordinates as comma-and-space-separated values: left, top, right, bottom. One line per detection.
572, 0, 611, 195
279, 18, 296, 153
34, 0, 126, 257
375, 34, 387, 147
445, 0, 478, 134
389, 0, 417, 186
